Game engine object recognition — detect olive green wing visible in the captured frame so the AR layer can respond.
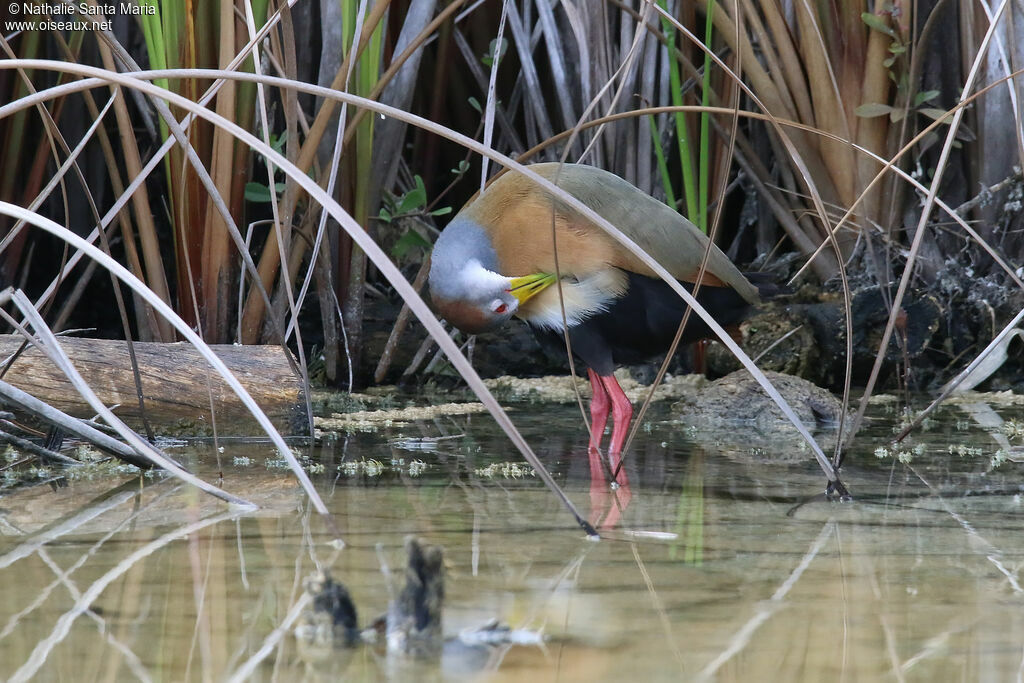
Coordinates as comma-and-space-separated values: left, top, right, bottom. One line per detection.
531, 163, 761, 304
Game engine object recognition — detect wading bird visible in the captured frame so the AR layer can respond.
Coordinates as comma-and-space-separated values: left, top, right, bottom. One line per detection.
429, 163, 765, 463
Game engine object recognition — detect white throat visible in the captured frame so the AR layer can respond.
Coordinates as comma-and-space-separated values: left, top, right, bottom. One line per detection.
518, 268, 628, 331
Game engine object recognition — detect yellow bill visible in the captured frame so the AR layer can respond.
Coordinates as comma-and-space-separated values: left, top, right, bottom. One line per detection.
508, 272, 556, 305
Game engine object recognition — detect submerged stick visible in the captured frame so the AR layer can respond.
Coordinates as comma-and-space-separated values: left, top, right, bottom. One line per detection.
0, 378, 152, 468
0, 426, 80, 467
387, 537, 445, 659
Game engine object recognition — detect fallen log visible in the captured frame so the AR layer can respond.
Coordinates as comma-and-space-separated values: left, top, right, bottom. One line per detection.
0, 335, 306, 436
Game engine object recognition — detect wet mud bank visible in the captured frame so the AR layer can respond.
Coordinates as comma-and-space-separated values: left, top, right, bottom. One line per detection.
361, 274, 1024, 396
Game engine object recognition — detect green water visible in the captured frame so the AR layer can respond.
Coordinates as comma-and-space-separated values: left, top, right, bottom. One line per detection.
1, 398, 1023, 681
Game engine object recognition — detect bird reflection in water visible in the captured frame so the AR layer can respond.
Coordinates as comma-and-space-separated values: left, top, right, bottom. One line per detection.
587, 447, 632, 531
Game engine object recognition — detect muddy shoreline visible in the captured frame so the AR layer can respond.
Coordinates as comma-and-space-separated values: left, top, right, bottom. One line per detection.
361, 272, 1024, 395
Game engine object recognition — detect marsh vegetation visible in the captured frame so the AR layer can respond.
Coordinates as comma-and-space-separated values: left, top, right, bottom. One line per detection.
1, 1, 1023, 677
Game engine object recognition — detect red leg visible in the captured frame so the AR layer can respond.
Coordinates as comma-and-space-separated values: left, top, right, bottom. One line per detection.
595, 374, 632, 488
599, 374, 633, 457
587, 369, 610, 454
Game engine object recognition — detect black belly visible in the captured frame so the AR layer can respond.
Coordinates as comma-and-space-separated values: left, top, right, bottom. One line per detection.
535, 272, 754, 376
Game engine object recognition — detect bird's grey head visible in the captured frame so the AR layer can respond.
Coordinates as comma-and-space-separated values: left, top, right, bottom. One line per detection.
428, 217, 519, 334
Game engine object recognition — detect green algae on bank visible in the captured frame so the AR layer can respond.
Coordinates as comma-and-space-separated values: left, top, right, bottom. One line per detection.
313, 373, 705, 434
310, 389, 401, 414
482, 371, 706, 403
315, 402, 489, 433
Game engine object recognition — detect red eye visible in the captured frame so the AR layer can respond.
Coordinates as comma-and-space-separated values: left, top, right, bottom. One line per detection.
495, 303, 508, 314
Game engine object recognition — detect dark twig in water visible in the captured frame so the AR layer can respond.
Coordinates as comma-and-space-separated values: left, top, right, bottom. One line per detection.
297, 536, 547, 674
0, 379, 150, 468
295, 571, 360, 648
0, 425, 80, 467
387, 537, 445, 658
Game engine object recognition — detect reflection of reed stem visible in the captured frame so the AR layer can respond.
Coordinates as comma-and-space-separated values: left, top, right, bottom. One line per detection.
671, 452, 705, 565
696, 520, 835, 681
9, 511, 240, 683
0, 481, 178, 661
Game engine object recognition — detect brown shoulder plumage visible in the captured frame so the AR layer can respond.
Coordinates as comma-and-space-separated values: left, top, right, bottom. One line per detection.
460, 164, 760, 303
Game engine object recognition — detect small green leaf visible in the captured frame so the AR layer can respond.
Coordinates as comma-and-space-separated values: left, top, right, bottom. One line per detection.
913, 90, 941, 107
862, 12, 896, 37
883, 55, 897, 68
378, 207, 392, 223
468, 97, 482, 114
391, 229, 432, 259
409, 230, 432, 248
271, 131, 288, 153
244, 182, 282, 203
481, 37, 507, 67
919, 107, 952, 122
396, 186, 427, 215
888, 41, 906, 55
245, 182, 270, 202
889, 108, 906, 122
429, 206, 452, 217
855, 103, 896, 118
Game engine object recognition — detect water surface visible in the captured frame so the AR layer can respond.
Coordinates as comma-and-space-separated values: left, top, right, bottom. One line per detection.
1, 397, 1022, 681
